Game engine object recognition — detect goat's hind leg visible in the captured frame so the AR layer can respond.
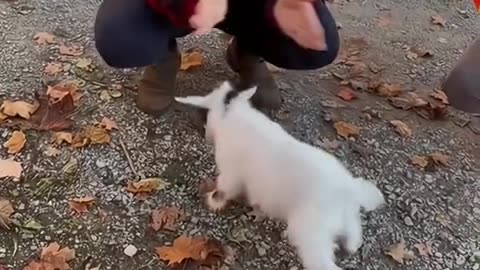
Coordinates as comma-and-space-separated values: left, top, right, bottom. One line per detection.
206, 173, 242, 212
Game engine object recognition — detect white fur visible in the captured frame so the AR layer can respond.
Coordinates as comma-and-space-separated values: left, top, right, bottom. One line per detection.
175, 81, 385, 270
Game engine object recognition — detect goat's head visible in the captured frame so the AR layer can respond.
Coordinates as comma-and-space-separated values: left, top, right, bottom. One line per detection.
175, 80, 257, 141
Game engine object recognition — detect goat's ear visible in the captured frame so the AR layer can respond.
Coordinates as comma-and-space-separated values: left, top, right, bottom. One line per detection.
238, 86, 257, 101
175, 95, 209, 108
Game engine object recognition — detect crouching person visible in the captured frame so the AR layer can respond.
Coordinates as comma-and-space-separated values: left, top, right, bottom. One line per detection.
94, 0, 340, 116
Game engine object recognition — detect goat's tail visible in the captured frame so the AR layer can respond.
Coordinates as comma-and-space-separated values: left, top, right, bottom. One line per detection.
353, 177, 385, 212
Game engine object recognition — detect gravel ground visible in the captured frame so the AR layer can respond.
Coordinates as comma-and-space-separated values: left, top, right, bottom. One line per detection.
0, 0, 479, 269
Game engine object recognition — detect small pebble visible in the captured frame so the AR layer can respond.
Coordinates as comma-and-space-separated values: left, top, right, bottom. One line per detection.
257, 246, 266, 256
91, 235, 98, 241
290, 267, 299, 270
456, 255, 466, 265
124, 244, 138, 257
435, 252, 443, 258
425, 175, 434, 184
96, 159, 107, 168
404, 216, 414, 226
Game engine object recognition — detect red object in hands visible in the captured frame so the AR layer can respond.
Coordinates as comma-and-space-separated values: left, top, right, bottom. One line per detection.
147, 0, 199, 28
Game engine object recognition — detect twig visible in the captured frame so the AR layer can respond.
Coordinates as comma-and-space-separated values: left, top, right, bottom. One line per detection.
119, 138, 138, 177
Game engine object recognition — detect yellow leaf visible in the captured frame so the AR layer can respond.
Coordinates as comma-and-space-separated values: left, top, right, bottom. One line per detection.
53, 132, 74, 145
85, 126, 111, 145
390, 120, 412, 137
0, 159, 22, 178
0, 199, 15, 229
180, 51, 204, 71
75, 58, 92, 69
0, 100, 38, 119
33, 32, 57, 46
334, 121, 360, 139
126, 178, 170, 195
4, 130, 26, 154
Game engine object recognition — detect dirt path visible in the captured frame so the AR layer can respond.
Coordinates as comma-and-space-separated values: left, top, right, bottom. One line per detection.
0, 0, 479, 269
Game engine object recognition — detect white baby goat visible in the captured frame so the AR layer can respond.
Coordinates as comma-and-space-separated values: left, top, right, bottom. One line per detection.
175, 81, 385, 270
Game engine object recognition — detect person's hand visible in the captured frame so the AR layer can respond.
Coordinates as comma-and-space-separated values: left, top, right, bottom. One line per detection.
189, 0, 228, 34
273, 0, 327, 51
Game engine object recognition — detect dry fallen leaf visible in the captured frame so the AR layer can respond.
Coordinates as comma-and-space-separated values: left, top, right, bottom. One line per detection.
85, 126, 111, 145
0, 199, 15, 229
99, 117, 118, 131
47, 81, 82, 105
44, 146, 62, 157
0, 112, 7, 122
429, 90, 449, 105
180, 51, 203, 71
71, 133, 90, 148
390, 120, 412, 137
44, 62, 64, 76
75, 58, 93, 69
375, 83, 403, 97
0, 100, 38, 119
411, 155, 429, 168
414, 102, 448, 120
385, 240, 414, 264
430, 152, 448, 166
30, 90, 75, 131
0, 159, 22, 179
411, 153, 448, 171
59, 44, 84, 56
431, 15, 447, 27
156, 235, 224, 266
4, 130, 27, 154
40, 242, 76, 270
334, 121, 360, 139
68, 197, 96, 215
53, 132, 73, 145
127, 178, 170, 199
151, 206, 185, 232
337, 87, 357, 101
414, 242, 433, 257
33, 32, 56, 46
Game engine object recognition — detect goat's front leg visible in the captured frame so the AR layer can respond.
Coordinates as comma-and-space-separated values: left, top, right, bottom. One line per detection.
206, 173, 242, 212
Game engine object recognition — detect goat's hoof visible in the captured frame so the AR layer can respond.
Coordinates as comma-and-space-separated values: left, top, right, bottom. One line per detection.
205, 190, 227, 212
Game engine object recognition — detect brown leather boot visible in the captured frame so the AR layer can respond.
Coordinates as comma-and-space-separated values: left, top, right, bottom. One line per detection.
442, 37, 480, 114
136, 47, 181, 116
226, 38, 282, 111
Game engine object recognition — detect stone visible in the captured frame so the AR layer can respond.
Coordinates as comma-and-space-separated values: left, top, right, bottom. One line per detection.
124, 244, 138, 257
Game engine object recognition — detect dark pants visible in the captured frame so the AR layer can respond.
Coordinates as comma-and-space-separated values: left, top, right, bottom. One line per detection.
94, 0, 340, 70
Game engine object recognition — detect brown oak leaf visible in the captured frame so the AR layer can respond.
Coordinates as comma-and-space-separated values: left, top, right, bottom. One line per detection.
385, 240, 414, 264
0, 199, 15, 229
390, 120, 412, 137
